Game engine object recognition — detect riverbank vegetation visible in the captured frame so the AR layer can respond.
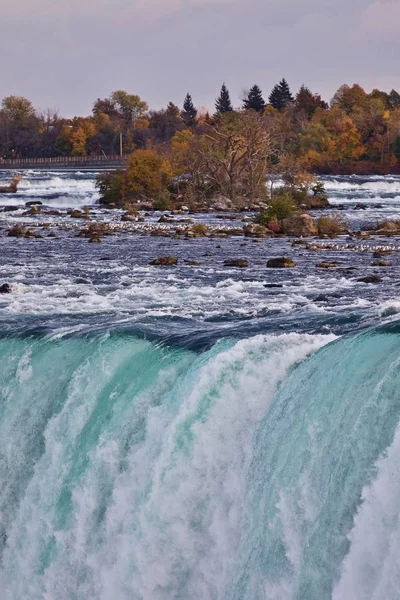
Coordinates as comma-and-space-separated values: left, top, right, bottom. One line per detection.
1, 81, 400, 180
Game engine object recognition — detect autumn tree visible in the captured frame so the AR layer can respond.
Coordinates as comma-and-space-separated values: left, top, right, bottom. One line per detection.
198, 111, 275, 202
394, 136, 400, 162
149, 102, 182, 142
243, 85, 265, 113
331, 84, 367, 114
269, 79, 294, 111
111, 90, 148, 127
215, 83, 233, 114
181, 93, 197, 126
121, 149, 172, 202
297, 122, 335, 168
389, 90, 400, 109
311, 106, 365, 165
92, 97, 119, 118
2, 96, 35, 122
352, 97, 388, 161
55, 118, 96, 156
295, 85, 328, 118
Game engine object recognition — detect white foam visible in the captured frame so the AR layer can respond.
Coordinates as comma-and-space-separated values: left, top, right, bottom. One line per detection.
334, 415, 400, 600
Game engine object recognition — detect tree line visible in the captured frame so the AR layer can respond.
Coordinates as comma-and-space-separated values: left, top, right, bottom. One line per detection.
1, 80, 400, 174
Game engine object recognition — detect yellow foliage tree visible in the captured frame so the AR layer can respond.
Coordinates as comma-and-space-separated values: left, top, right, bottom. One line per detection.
70, 127, 88, 156
121, 149, 172, 202
312, 107, 364, 165
171, 129, 194, 176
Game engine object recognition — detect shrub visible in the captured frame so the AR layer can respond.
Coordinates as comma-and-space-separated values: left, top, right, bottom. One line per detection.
312, 180, 327, 199
266, 216, 281, 233
191, 223, 209, 236
96, 171, 123, 206
255, 192, 297, 226
153, 196, 172, 211
122, 149, 172, 202
317, 214, 347, 236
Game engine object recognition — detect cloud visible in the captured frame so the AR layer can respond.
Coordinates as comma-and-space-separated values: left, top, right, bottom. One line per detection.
0, 0, 399, 115
353, 0, 400, 41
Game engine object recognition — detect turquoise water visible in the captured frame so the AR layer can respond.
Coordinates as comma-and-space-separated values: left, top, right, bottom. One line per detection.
0, 327, 400, 599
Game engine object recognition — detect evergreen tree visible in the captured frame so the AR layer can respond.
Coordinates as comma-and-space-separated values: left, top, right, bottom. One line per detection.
389, 89, 400, 109
295, 85, 328, 118
215, 83, 233, 114
269, 79, 294, 110
394, 136, 400, 162
181, 93, 197, 126
243, 85, 265, 113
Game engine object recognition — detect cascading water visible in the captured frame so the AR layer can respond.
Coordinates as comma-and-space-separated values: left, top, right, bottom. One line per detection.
0, 325, 400, 599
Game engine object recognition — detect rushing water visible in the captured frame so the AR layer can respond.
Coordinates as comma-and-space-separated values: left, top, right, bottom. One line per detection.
0, 170, 400, 599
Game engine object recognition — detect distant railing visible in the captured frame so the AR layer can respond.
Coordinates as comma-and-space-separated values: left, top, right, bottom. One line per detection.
0, 155, 128, 167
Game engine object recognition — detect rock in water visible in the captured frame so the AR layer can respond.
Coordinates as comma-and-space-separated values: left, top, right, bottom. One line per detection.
317, 262, 340, 269
282, 214, 318, 237
210, 195, 233, 211
0, 283, 12, 294
224, 259, 249, 268
357, 275, 382, 284
150, 257, 178, 266
243, 224, 271, 238
371, 260, 392, 267
267, 257, 296, 268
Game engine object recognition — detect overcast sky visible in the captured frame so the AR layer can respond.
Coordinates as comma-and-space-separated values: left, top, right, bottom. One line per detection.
0, 0, 399, 116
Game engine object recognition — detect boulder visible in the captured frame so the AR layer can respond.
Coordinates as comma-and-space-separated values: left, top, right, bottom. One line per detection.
150, 256, 178, 266
210, 195, 233, 211
264, 283, 283, 288
317, 262, 340, 268
371, 260, 392, 267
357, 275, 382, 284
373, 250, 392, 258
150, 229, 170, 237
267, 257, 296, 268
282, 214, 318, 237
0, 283, 12, 294
184, 260, 202, 266
224, 258, 249, 268
68, 209, 86, 219
46, 210, 63, 216
305, 196, 329, 209
23, 206, 41, 216
375, 221, 400, 236
243, 224, 271, 238
0, 174, 21, 193
7, 225, 29, 238
355, 231, 371, 240
121, 213, 137, 222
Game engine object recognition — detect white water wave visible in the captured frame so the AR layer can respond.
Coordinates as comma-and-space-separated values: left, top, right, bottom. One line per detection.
334, 416, 400, 600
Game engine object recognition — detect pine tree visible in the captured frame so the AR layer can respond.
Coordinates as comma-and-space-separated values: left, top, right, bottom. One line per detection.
215, 83, 233, 114
269, 79, 294, 110
389, 89, 400, 109
181, 93, 197, 126
295, 85, 328, 117
243, 85, 265, 113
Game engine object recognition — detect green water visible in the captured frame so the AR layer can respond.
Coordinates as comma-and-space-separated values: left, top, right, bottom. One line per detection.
0, 328, 399, 599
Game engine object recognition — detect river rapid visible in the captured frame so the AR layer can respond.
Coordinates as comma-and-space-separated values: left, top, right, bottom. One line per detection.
0, 170, 400, 599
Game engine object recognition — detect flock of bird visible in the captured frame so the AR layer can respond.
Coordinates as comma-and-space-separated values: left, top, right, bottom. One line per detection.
304, 242, 400, 253
1, 209, 400, 254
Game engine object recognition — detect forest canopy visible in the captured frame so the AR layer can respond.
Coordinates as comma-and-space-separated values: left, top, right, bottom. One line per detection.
1, 81, 400, 177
